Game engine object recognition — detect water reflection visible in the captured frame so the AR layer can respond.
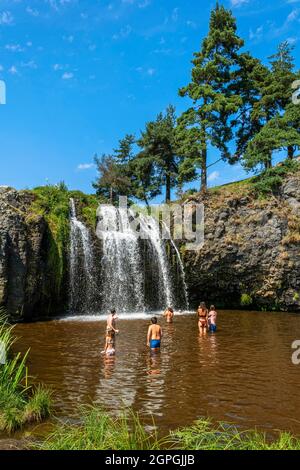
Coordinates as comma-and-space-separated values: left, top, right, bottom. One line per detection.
12, 311, 300, 436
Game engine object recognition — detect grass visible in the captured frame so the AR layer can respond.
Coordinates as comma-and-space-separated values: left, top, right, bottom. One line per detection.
32, 406, 300, 451
168, 419, 300, 450
36, 407, 160, 450
0, 312, 52, 433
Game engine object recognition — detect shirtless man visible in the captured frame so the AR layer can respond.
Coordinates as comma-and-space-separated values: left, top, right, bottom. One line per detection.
147, 317, 162, 350
106, 309, 119, 346
163, 307, 174, 323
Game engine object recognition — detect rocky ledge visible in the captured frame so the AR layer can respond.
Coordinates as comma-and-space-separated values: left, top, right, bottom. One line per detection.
183, 173, 300, 311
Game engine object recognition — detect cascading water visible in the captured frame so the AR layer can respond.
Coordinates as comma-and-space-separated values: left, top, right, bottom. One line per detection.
97, 205, 178, 313
69, 199, 189, 314
98, 205, 145, 313
69, 198, 95, 313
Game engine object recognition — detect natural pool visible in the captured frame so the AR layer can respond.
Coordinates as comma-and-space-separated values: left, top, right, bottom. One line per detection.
10, 310, 300, 437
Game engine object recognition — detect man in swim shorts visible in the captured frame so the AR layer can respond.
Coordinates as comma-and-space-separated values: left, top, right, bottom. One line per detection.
147, 317, 162, 350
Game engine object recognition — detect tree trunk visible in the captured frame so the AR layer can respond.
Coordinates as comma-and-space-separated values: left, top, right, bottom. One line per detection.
264, 152, 272, 170
144, 196, 150, 214
165, 173, 171, 204
201, 147, 207, 193
288, 145, 294, 160
200, 124, 207, 193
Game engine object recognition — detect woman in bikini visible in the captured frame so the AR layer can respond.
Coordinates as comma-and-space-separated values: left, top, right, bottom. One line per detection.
197, 302, 208, 333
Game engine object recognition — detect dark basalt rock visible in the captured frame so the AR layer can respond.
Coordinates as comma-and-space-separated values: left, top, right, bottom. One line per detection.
183, 174, 300, 312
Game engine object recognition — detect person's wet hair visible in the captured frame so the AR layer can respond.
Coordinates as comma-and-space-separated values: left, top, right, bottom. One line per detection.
151, 317, 157, 324
210, 305, 215, 311
110, 309, 116, 315
200, 302, 206, 309
168, 307, 174, 313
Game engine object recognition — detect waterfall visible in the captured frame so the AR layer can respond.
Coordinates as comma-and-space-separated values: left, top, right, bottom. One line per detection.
69, 199, 95, 313
97, 205, 188, 313
69, 199, 189, 315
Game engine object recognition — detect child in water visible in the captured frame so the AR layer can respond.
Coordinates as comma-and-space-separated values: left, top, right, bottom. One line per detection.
101, 330, 116, 356
208, 305, 217, 333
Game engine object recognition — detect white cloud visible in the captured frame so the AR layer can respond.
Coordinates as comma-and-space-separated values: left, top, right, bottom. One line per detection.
21, 61, 37, 69
147, 68, 156, 75
77, 163, 95, 170
26, 6, 39, 17
171, 7, 179, 22
8, 66, 18, 75
0, 11, 14, 25
62, 72, 74, 80
63, 35, 74, 43
231, 0, 249, 6
249, 25, 264, 42
208, 171, 220, 182
113, 24, 132, 40
5, 44, 24, 52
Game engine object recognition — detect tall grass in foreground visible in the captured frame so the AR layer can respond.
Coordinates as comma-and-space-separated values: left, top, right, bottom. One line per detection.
0, 311, 52, 433
168, 419, 300, 450
35, 407, 300, 451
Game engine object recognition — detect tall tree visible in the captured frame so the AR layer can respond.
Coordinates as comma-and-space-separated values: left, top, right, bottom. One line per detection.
178, 3, 244, 192
114, 134, 136, 163
242, 42, 299, 171
138, 105, 181, 203
93, 154, 132, 203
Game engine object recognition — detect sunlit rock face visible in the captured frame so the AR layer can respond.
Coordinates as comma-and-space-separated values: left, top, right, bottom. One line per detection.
183, 172, 300, 312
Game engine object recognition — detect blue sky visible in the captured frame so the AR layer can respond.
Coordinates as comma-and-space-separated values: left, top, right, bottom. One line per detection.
0, 0, 299, 197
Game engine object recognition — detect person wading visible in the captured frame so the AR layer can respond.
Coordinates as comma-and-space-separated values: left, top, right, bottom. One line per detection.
147, 317, 162, 351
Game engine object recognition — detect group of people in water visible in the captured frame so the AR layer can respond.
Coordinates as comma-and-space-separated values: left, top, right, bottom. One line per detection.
101, 302, 217, 356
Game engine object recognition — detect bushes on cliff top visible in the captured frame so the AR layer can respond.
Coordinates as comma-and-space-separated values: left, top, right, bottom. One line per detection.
0, 312, 52, 433
251, 159, 300, 196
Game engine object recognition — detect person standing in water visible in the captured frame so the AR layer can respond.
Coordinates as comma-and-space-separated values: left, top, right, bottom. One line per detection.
106, 309, 119, 338
197, 302, 208, 333
163, 307, 174, 323
102, 330, 116, 356
208, 305, 217, 333
147, 317, 162, 351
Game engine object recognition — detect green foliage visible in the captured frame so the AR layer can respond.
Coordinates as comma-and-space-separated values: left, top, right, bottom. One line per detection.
251, 159, 300, 196
178, 4, 244, 191
36, 406, 160, 451
240, 294, 253, 307
138, 105, 181, 203
33, 406, 300, 451
0, 312, 52, 433
168, 419, 300, 450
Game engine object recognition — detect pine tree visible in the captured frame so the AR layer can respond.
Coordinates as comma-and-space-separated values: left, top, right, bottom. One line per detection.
138, 105, 181, 203
93, 155, 132, 203
178, 3, 244, 192
242, 42, 299, 171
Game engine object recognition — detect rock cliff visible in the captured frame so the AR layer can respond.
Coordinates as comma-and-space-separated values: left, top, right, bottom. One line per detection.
183, 173, 300, 311
1, 171, 300, 321
0, 187, 67, 320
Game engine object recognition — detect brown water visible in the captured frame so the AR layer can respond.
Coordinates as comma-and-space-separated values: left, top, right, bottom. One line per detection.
12, 311, 300, 436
